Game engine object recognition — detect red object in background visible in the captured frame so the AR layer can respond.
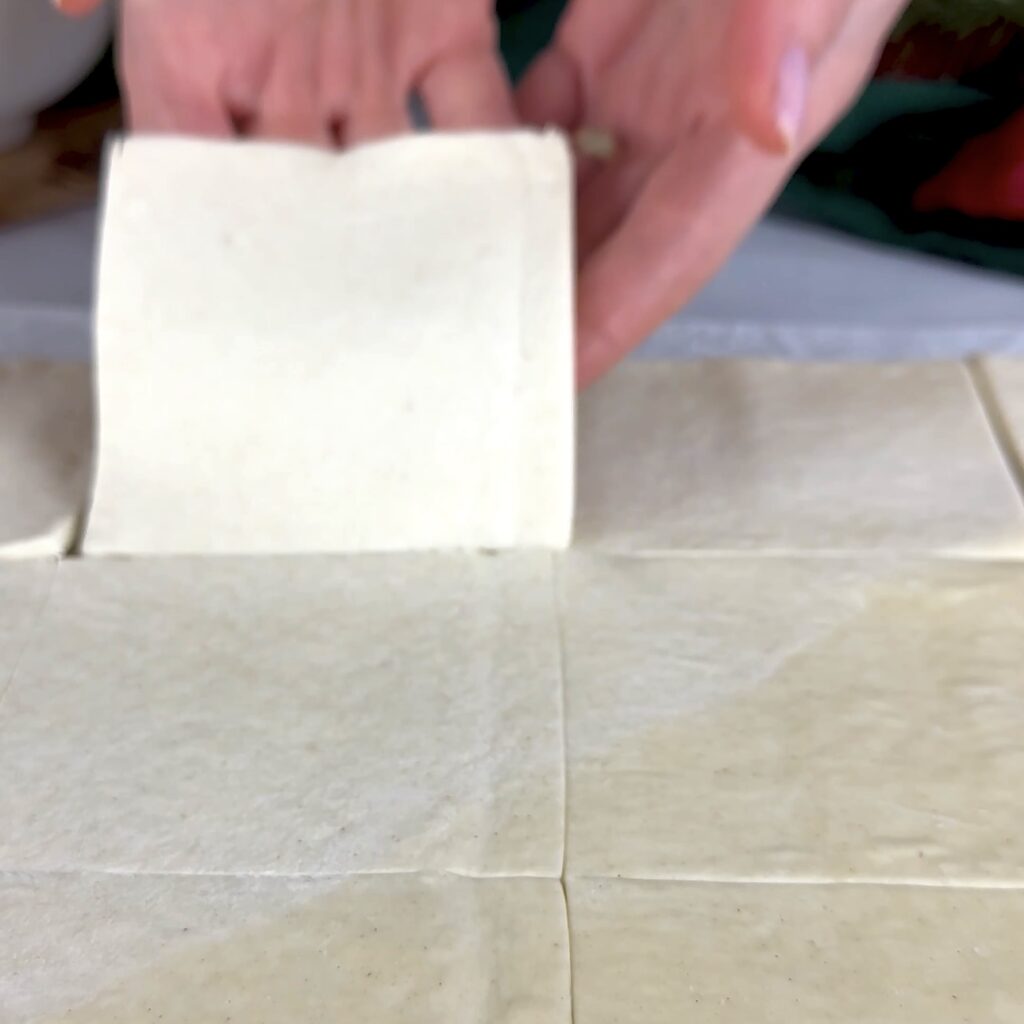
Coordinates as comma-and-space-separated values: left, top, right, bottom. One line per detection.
875, 20, 1024, 222
914, 105, 1024, 219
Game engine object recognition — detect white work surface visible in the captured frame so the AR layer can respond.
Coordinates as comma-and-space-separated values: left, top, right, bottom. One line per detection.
3, 204, 1024, 363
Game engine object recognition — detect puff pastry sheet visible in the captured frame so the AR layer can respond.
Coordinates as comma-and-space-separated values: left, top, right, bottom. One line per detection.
577, 361, 1024, 554
562, 554, 1024, 881
85, 133, 574, 555
569, 878, 1024, 1024
0, 555, 564, 876
1, 872, 570, 1024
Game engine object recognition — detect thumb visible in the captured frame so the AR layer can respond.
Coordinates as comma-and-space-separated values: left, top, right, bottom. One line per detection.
727, 0, 899, 155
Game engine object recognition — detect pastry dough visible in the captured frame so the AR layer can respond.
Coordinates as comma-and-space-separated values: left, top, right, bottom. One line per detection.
84, 132, 574, 555
568, 877, 1024, 1024
0, 361, 91, 558
0, 562, 54, 688
561, 554, 1024, 881
577, 361, 1024, 553
0, 554, 564, 876
1, 872, 570, 1024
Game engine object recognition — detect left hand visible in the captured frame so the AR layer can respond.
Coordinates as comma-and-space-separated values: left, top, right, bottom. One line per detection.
56, 0, 515, 144
518, 0, 907, 386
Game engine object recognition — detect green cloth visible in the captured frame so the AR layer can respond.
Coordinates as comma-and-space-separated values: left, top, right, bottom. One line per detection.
499, 0, 566, 80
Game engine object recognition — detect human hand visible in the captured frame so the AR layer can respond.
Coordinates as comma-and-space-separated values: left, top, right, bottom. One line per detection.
518, 0, 907, 386
55, 0, 514, 143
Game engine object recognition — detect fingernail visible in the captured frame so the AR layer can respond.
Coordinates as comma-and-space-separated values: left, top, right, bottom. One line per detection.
776, 46, 809, 151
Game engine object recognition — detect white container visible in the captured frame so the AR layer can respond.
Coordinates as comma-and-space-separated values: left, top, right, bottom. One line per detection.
0, 0, 113, 151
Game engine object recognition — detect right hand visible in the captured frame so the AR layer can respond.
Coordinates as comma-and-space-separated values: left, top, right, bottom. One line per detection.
517, 0, 906, 385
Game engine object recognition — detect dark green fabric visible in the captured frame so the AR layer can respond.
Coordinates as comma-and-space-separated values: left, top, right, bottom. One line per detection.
499, 0, 567, 80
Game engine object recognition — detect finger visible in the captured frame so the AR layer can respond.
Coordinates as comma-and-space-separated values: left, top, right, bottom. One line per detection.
519, 50, 628, 192
253, 9, 326, 143
555, 0, 657, 81
726, 0, 842, 154
222, 31, 275, 135
576, 152, 655, 261
577, 131, 780, 387
346, 94, 412, 145
346, 2, 412, 145
517, 0, 656, 129
118, 17, 235, 136
319, 0, 355, 145
419, 47, 516, 130
516, 46, 582, 130
802, 0, 908, 140
728, 0, 901, 154
124, 87, 234, 136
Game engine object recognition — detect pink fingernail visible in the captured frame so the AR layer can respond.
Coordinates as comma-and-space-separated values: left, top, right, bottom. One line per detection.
777, 46, 809, 151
